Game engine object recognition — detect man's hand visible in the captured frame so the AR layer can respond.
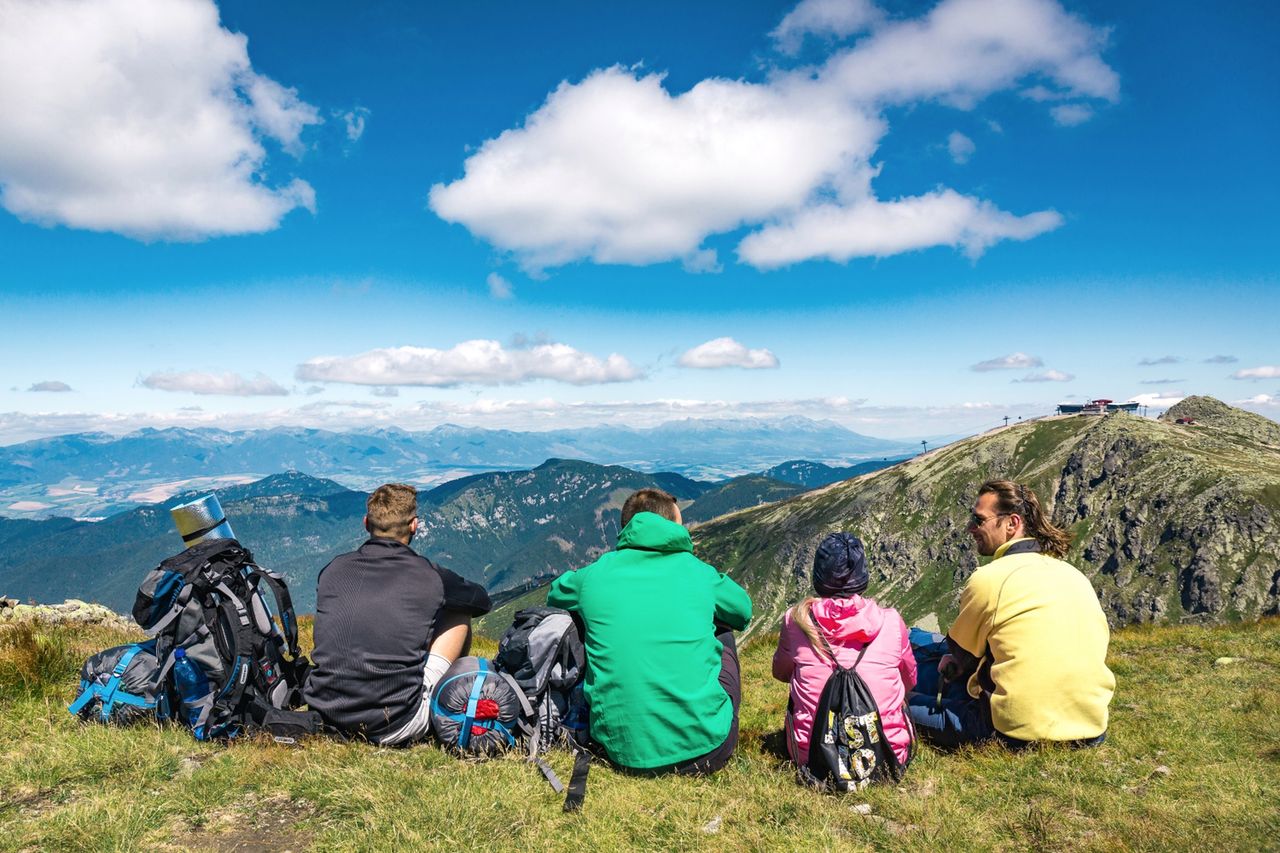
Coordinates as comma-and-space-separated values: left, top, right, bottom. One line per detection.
938, 653, 961, 681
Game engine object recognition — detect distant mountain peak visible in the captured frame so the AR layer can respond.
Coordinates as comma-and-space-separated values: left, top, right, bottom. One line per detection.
1161, 395, 1280, 447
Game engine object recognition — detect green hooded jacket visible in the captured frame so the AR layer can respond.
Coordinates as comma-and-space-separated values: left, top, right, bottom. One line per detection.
547, 512, 753, 769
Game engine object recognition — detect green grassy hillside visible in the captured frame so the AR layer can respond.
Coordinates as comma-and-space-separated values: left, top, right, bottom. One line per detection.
682, 475, 806, 524
3, 616, 1277, 850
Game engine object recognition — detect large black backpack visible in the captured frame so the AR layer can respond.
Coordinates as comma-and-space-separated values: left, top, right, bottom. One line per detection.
798, 612, 907, 791
129, 538, 312, 739
493, 606, 592, 811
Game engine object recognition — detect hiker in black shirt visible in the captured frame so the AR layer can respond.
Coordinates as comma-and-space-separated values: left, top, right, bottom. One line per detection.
305, 483, 491, 744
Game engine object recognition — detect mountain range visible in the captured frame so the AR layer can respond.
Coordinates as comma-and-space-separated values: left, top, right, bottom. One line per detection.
0, 458, 854, 613
0, 418, 918, 520
7, 397, 1275, 641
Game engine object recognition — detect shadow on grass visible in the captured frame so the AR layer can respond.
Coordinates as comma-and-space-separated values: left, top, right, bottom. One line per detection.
758, 728, 790, 762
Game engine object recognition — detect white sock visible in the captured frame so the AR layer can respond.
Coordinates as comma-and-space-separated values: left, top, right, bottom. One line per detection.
423, 653, 452, 693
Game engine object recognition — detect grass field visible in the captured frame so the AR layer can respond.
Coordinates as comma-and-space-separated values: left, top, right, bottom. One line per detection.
2, 616, 1278, 851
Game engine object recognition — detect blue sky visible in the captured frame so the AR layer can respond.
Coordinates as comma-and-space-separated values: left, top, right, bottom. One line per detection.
0, 0, 1276, 443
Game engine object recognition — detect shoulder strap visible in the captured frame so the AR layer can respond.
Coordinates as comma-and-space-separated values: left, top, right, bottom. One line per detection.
808, 605, 885, 671
246, 564, 300, 658
806, 605, 841, 664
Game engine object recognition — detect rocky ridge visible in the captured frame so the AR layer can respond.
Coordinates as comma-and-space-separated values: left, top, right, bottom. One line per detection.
693, 400, 1280, 641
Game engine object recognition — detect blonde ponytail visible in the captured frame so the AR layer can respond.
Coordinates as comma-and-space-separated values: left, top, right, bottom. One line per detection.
792, 597, 833, 662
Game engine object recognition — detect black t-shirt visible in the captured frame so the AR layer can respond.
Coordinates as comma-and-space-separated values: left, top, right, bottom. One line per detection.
304, 538, 491, 740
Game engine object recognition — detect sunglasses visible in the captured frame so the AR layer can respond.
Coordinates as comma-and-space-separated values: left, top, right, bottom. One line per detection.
967, 511, 1011, 529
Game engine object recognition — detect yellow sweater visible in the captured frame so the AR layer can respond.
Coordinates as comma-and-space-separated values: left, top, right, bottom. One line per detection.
949, 538, 1115, 741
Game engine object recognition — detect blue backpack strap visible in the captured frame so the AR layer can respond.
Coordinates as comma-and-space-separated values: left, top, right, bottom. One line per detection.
98, 646, 145, 719
457, 660, 489, 750
68, 680, 97, 716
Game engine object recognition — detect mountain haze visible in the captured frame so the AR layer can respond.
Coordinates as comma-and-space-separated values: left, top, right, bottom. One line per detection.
0, 419, 917, 519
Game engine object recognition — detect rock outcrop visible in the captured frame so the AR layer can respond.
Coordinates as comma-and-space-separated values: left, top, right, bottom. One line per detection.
0, 596, 133, 630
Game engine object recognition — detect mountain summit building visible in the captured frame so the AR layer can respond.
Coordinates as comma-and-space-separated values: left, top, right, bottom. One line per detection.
1056, 399, 1140, 415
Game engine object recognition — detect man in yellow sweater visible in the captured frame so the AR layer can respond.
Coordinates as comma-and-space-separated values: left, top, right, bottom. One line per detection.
908, 479, 1115, 748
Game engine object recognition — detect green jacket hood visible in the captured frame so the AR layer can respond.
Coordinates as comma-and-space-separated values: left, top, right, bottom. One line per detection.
616, 512, 693, 554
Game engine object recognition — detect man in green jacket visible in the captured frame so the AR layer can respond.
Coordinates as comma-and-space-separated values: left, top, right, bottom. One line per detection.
548, 488, 753, 774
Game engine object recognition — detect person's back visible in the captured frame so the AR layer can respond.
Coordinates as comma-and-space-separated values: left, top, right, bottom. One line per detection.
547, 490, 752, 772
305, 484, 491, 744
307, 538, 446, 738
952, 541, 1113, 742
775, 596, 915, 767
773, 532, 916, 772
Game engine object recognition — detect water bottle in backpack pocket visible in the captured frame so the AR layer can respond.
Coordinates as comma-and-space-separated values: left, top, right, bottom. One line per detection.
172, 647, 215, 740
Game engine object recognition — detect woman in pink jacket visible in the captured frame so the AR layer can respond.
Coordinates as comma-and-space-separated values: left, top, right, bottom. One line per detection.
773, 532, 917, 772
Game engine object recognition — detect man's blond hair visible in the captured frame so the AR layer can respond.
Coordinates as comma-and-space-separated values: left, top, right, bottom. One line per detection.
366, 483, 417, 540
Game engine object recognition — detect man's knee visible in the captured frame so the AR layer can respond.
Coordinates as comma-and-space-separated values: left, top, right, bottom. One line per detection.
429, 611, 473, 661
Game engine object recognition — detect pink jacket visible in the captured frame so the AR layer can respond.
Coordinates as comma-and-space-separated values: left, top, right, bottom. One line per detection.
772, 596, 917, 767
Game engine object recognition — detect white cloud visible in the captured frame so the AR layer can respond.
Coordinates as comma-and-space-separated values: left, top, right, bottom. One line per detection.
820, 0, 1119, 107
1014, 369, 1074, 383
487, 272, 514, 300
370, 386, 400, 398
1050, 103, 1094, 126
28, 381, 72, 393
1236, 394, 1280, 409
432, 67, 884, 270
1232, 365, 1280, 380
340, 107, 370, 142
739, 189, 1060, 267
947, 131, 975, 164
770, 0, 882, 55
0, 394, 1093, 445
141, 371, 289, 397
1139, 378, 1184, 385
0, 0, 321, 240
1138, 355, 1180, 366
678, 338, 780, 370
296, 340, 642, 387
428, 0, 1116, 272
1128, 392, 1185, 409
1203, 354, 1238, 364
972, 352, 1043, 372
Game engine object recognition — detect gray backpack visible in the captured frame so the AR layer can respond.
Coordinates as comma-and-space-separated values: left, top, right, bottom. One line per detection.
494, 606, 591, 811
68, 641, 170, 725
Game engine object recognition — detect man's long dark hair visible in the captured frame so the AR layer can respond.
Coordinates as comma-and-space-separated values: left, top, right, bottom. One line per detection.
978, 479, 1072, 558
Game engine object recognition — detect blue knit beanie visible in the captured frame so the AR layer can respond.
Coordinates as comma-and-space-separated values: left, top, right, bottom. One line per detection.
812, 532, 869, 597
